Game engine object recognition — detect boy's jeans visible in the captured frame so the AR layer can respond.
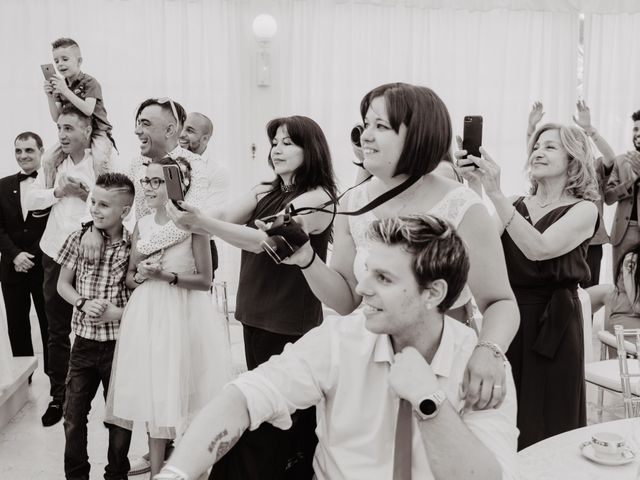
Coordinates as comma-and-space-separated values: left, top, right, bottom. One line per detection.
64, 336, 131, 480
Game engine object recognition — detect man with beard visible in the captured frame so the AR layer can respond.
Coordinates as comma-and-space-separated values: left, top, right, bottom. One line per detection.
179, 112, 230, 278
605, 110, 640, 270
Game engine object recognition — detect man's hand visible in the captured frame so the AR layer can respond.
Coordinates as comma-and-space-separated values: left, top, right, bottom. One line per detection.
388, 347, 440, 405
79, 226, 105, 264
63, 177, 90, 200
461, 346, 506, 411
572, 99, 593, 132
13, 252, 35, 273
50, 76, 70, 97
82, 299, 108, 318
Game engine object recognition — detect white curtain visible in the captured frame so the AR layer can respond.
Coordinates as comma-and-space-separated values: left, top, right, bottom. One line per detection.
265, 0, 580, 195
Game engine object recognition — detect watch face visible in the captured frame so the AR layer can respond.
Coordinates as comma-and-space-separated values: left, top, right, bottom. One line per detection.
420, 399, 437, 416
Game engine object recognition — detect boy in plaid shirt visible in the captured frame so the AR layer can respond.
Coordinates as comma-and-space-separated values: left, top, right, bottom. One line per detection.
56, 172, 134, 480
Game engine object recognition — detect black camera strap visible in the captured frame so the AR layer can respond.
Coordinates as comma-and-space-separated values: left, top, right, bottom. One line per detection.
290, 173, 423, 218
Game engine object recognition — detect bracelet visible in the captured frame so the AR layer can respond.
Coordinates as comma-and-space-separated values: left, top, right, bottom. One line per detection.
299, 251, 317, 270
475, 341, 507, 362
503, 207, 516, 230
169, 272, 179, 286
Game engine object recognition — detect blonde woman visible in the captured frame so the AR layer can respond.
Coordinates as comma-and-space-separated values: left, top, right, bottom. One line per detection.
458, 123, 599, 449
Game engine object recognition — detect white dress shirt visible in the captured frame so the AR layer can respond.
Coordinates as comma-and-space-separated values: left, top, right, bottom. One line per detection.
25, 150, 95, 258
231, 314, 519, 480
200, 149, 230, 213
18, 172, 36, 221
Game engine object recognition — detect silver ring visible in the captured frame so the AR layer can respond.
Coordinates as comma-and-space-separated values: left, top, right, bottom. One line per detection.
492, 385, 502, 390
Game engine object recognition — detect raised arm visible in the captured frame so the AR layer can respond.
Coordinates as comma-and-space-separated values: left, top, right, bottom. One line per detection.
573, 100, 615, 167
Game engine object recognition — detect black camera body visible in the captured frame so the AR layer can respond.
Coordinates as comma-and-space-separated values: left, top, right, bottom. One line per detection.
260, 211, 309, 264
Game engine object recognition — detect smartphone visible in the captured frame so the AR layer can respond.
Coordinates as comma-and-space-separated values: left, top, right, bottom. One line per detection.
40, 63, 56, 81
461, 115, 483, 167
162, 165, 185, 206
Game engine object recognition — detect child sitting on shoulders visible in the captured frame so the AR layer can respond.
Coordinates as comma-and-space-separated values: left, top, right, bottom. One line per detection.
56, 173, 135, 479
43, 37, 114, 188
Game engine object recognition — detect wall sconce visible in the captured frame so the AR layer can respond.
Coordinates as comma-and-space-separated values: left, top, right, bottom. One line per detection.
252, 14, 278, 86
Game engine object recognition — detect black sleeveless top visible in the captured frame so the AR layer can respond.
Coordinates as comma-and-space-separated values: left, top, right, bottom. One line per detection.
235, 188, 332, 336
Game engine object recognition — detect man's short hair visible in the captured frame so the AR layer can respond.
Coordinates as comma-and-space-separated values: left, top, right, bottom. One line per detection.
14, 131, 43, 149
95, 173, 135, 206
51, 37, 80, 51
367, 215, 469, 312
192, 112, 213, 137
58, 104, 91, 127
135, 98, 186, 127
632, 110, 640, 122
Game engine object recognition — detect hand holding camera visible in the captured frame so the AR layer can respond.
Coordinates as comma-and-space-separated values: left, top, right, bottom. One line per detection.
259, 205, 311, 264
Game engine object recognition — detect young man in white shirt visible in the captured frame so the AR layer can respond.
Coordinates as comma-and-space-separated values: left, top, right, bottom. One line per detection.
25, 105, 95, 426
156, 215, 519, 480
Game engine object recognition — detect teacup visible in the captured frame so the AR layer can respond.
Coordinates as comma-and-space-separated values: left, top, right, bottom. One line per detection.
591, 432, 626, 458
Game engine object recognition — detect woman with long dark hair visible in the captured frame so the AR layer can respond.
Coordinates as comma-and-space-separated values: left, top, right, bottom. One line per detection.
168, 115, 337, 479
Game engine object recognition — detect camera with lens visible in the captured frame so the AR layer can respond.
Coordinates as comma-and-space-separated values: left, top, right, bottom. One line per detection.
351, 123, 364, 148
260, 206, 310, 264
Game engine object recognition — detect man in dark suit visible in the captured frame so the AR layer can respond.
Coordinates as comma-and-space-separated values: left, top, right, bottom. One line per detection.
605, 109, 640, 271
0, 132, 50, 381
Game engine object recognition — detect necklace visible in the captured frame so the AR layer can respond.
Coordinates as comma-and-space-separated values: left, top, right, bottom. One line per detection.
534, 196, 562, 208
280, 183, 296, 193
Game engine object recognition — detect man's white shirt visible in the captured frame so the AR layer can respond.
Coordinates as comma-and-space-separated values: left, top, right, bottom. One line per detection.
231, 314, 519, 480
25, 150, 95, 258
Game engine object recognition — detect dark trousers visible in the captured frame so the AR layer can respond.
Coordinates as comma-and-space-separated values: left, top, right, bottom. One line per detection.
42, 253, 73, 403
210, 239, 219, 280
64, 336, 132, 480
209, 325, 317, 480
2, 265, 49, 372
582, 244, 603, 288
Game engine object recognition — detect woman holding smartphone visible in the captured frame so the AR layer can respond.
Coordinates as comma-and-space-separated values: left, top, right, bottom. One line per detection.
284, 82, 519, 412
168, 115, 337, 479
458, 122, 598, 449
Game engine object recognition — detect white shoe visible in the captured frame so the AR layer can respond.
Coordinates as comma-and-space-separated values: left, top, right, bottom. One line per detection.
128, 454, 151, 476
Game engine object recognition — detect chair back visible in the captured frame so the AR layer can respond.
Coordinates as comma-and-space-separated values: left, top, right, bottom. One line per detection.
614, 325, 640, 417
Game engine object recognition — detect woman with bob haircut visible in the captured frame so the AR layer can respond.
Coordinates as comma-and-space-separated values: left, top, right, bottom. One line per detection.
283, 82, 520, 412
168, 115, 337, 479
458, 122, 599, 449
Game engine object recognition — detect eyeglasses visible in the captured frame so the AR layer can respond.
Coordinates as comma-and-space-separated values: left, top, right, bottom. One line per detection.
135, 97, 180, 126
140, 177, 165, 190
157, 97, 180, 125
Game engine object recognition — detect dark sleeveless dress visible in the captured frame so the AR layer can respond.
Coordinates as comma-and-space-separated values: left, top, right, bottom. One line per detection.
502, 197, 592, 450
211, 187, 331, 480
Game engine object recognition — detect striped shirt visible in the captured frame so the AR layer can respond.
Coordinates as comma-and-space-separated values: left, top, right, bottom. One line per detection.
56, 228, 131, 341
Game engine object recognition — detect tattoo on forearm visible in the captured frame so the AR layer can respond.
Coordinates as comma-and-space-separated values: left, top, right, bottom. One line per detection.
207, 430, 228, 453
206, 428, 242, 463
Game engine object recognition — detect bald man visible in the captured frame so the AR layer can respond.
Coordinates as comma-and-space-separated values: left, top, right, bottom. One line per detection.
179, 112, 230, 277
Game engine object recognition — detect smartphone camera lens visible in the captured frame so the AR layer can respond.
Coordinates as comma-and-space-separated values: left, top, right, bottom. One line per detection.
350, 124, 364, 148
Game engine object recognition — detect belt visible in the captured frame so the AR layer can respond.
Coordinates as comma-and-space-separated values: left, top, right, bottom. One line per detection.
514, 284, 580, 359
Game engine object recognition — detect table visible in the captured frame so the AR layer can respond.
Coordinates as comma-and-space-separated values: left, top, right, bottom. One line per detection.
518, 418, 640, 479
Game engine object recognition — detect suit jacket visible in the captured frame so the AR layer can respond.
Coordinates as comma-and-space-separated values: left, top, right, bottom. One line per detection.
605, 154, 640, 246
0, 173, 50, 284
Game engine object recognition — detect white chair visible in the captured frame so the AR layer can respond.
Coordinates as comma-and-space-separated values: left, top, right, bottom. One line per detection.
614, 325, 640, 417
584, 326, 640, 421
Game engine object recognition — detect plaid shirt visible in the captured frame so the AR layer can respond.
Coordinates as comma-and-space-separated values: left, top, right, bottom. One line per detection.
56, 228, 131, 341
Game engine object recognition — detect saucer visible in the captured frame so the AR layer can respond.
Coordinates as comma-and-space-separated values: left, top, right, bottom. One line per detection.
579, 441, 636, 466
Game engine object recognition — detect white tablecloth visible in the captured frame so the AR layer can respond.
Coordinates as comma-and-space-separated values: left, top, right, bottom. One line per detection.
518, 418, 640, 479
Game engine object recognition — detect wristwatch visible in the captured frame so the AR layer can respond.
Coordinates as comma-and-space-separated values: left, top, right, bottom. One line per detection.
75, 297, 88, 312
413, 389, 447, 420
